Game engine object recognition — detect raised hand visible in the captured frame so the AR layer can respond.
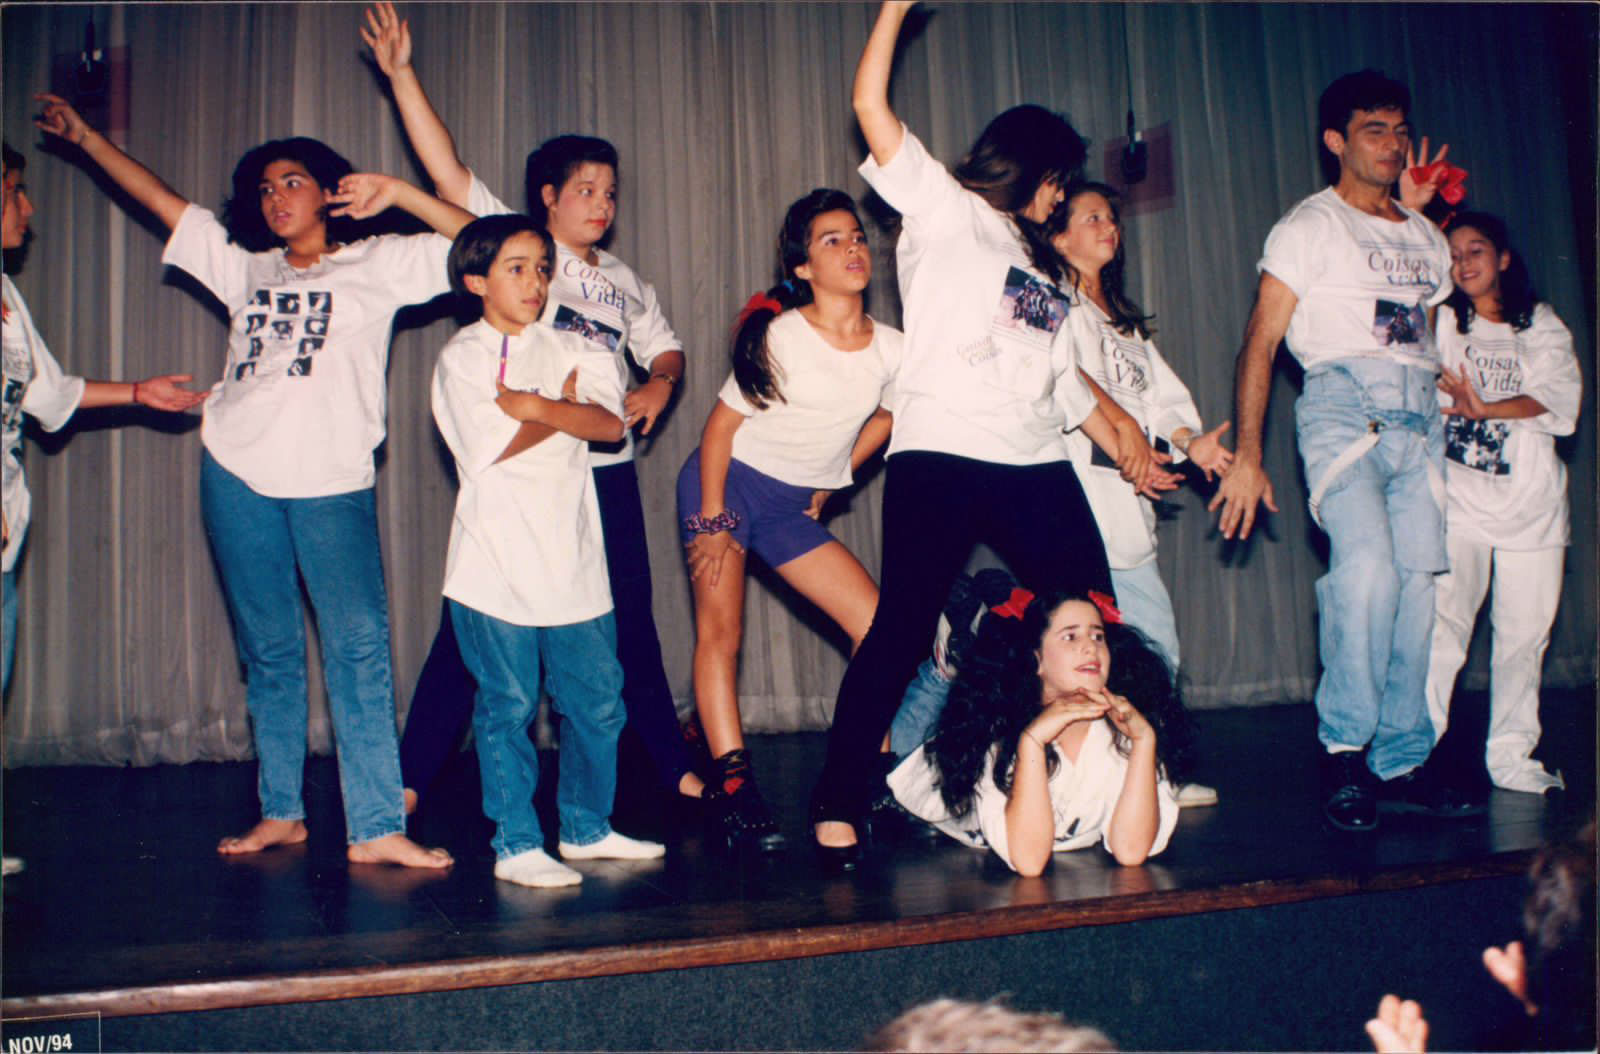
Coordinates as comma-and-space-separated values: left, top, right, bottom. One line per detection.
1399, 137, 1450, 211
33, 93, 92, 146
1482, 940, 1537, 1014
361, 2, 413, 77
328, 173, 401, 220
1365, 994, 1428, 1053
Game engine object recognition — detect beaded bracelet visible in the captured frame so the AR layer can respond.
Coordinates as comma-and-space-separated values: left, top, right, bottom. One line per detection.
683, 510, 741, 536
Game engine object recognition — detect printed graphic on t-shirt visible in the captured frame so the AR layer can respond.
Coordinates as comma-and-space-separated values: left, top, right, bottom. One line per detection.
1355, 238, 1444, 293
1373, 299, 1426, 349
1445, 416, 1510, 475
1458, 337, 1524, 399
996, 267, 1069, 342
236, 286, 333, 382
550, 305, 622, 355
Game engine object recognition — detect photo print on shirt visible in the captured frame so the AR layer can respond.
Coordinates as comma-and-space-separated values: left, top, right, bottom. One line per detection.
1446, 416, 1511, 475
550, 305, 622, 355
997, 267, 1070, 341
235, 286, 334, 383
1372, 299, 1426, 348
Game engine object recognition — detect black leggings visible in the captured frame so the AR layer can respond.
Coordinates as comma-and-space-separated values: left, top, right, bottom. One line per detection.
813, 451, 1112, 819
398, 460, 692, 799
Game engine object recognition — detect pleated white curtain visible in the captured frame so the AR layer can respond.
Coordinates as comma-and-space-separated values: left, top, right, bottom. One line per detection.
2, 3, 1592, 765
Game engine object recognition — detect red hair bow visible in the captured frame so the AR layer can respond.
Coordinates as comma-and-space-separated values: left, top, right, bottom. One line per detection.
1408, 160, 1469, 206
1088, 590, 1123, 625
734, 291, 784, 331
991, 587, 1035, 620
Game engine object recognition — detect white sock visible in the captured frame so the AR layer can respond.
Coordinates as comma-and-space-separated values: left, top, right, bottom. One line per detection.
494, 848, 582, 887
559, 831, 665, 860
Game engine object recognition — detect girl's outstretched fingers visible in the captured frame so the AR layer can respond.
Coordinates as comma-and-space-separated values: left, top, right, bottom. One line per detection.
347, 832, 453, 869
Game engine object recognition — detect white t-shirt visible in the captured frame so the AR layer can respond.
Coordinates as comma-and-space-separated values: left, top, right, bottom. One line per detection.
1258, 187, 1452, 372
2, 275, 86, 572
1064, 296, 1203, 569
465, 174, 682, 468
888, 719, 1179, 870
859, 126, 1096, 465
161, 204, 451, 498
716, 309, 901, 489
1437, 303, 1580, 551
432, 319, 623, 627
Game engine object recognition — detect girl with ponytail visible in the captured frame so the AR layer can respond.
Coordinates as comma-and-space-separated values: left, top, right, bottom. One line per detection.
889, 589, 1194, 874
677, 189, 901, 850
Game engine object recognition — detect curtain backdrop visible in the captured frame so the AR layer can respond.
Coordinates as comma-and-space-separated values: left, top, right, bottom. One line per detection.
3, 3, 1593, 766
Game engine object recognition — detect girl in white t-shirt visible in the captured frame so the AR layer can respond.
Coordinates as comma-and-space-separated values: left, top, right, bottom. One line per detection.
677, 189, 900, 851
888, 589, 1188, 874
814, 1, 1158, 868
361, 4, 703, 811
1425, 212, 1582, 794
36, 94, 468, 869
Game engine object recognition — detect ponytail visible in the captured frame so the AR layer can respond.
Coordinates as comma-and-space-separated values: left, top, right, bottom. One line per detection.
730, 279, 810, 410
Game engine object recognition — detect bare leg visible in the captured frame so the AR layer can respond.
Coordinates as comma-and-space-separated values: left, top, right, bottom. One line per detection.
691, 547, 750, 760
774, 541, 881, 849
347, 832, 453, 869
218, 818, 309, 855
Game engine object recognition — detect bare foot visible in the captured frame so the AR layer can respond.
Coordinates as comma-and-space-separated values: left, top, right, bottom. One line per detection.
347, 832, 453, 869
403, 787, 419, 815
814, 820, 857, 848
218, 818, 308, 855
678, 771, 706, 799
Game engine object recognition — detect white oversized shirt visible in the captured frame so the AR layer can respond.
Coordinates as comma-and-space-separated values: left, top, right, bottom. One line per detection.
464, 174, 682, 467
161, 205, 451, 498
859, 126, 1096, 464
717, 309, 902, 489
1258, 187, 1452, 372
1064, 296, 1203, 569
888, 720, 1180, 871
1437, 303, 1580, 550
2, 275, 86, 572
432, 320, 623, 626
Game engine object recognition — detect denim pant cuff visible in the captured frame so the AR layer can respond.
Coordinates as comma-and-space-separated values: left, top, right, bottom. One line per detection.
559, 821, 612, 847
345, 824, 405, 846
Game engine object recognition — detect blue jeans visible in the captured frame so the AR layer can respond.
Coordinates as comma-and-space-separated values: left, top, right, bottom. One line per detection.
2, 568, 16, 698
889, 657, 951, 758
1112, 560, 1180, 673
200, 451, 405, 844
1295, 360, 1445, 780
449, 602, 624, 857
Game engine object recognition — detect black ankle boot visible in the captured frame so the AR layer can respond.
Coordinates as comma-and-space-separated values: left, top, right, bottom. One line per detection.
706, 749, 785, 852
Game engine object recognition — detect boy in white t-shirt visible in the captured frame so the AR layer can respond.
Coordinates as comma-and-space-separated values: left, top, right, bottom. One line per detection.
1210, 71, 1479, 832
433, 214, 662, 887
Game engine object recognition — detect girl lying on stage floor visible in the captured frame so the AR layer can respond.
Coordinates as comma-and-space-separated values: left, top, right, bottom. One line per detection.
888, 588, 1195, 874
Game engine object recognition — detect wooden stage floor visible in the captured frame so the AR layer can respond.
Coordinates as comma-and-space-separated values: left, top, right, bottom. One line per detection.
2, 689, 1593, 1030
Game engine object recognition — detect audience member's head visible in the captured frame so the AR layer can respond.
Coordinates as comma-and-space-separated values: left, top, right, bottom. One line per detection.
1520, 820, 1596, 1049
861, 997, 1116, 1053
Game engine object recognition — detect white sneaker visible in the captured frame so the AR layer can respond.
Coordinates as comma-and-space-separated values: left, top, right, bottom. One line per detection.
494, 848, 582, 888
559, 831, 665, 860
1175, 782, 1219, 808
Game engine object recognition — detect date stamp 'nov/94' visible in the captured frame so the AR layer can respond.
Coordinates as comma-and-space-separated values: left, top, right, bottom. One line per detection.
0, 1013, 101, 1054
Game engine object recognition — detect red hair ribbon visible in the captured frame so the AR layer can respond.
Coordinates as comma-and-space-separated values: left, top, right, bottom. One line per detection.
991, 587, 1035, 620
734, 291, 784, 331
1408, 160, 1469, 207
1088, 590, 1123, 625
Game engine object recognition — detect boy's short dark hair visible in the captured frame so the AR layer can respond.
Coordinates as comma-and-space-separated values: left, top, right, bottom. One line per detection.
2, 141, 24, 177
523, 135, 619, 226
1317, 70, 1411, 185
447, 213, 554, 299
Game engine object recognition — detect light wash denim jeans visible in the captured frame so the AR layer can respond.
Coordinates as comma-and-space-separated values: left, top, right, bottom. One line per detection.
1295, 358, 1446, 781
200, 451, 406, 844
1112, 560, 1180, 673
888, 657, 951, 758
2, 568, 16, 697
449, 602, 624, 857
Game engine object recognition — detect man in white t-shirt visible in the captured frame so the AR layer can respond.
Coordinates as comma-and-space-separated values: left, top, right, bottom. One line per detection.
1209, 72, 1480, 832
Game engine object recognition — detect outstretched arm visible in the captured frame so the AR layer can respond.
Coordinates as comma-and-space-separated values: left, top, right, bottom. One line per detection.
362, 2, 472, 206
1208, 272, 1294, 540
329, 172, 474, 239
34, 94, 189, 231
79, 374, 208, 412
853, 2, 915, 165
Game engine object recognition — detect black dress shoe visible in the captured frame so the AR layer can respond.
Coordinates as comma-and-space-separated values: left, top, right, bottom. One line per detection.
1378, 768, 1486, 818
809, 793, 862, 873
1323, 751, 1378, 832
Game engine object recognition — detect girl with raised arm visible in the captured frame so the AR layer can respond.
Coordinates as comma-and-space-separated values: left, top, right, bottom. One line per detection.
888, 589, 1187, 874
811, 1, 1156, 868
680, 190, 898, 850
362, 5, 702, 818
36, 94, 470, 868
1424, 212, 1581, 795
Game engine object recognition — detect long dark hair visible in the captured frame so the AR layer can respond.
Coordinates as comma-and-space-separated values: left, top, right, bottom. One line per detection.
221, 137, 362, 252
952, 105, 1087, 286
523, 135, 619, 232
1060, 181, 1153, 339
731, 188, 862, 410
1444, 211, 1537, 333
925, 588, 1195, 819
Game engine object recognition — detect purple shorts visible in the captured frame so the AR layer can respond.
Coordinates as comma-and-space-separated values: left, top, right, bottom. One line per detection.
676, 449, 835, 568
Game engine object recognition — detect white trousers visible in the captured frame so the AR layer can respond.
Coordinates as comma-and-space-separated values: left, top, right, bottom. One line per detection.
1425, 535, 1565, 793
